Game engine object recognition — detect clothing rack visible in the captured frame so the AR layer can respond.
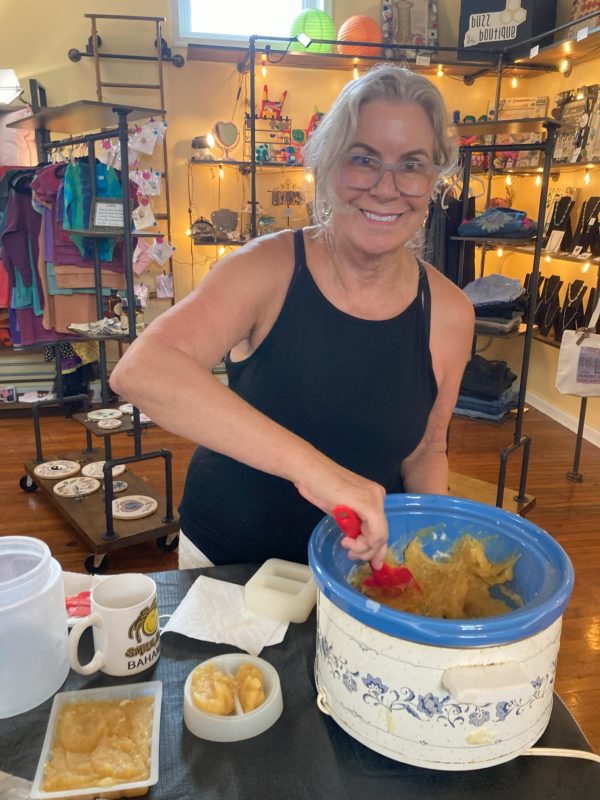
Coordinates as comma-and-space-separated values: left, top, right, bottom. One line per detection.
455, 118, 561, 510
7, 101, 179, 572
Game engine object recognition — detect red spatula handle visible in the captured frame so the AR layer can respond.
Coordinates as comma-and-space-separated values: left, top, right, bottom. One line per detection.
332, 505, 362, 539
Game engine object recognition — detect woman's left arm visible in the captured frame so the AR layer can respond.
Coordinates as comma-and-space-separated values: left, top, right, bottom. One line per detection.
400, 269, 475, 494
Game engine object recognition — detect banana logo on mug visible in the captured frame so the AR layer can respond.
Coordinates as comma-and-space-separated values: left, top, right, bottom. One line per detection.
125, 597, 160, 670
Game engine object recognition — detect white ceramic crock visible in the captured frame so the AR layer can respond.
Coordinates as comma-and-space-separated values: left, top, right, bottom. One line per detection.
308, 495, 574, 771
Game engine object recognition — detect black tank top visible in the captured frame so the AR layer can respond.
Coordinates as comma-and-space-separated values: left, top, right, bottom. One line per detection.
178, 229, 438, 564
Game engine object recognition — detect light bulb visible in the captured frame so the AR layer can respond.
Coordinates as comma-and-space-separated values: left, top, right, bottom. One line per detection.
185, 226, 191, 237
261, 64, 267, 78
584, 169, 590, 185
219, 165, 224, 180
304, 171, 314, 184
218, 246, 226, 256
437, 65, 444, 77
505, 175, 512, 187
577, 91, 584, 100
353, 66, 359, 80
497, 248, 503, 257
582, 262, 590, 273
535, 175, 541, 187
545, 255, 551, 263
559, 58, 571, 76
511, 77, 518, 88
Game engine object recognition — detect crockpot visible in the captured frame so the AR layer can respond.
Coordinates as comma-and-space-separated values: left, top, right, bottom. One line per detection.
308, 494, 574, 771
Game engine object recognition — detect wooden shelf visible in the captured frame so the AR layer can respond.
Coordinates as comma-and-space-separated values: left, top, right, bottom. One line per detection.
186, 42, 544, 79
24, 449, 179, 555
72, 411, 153, 437
454, 117, 561, 137
6, 100, 164, 134
451, 235, 538, 244
513, 25, 600, 68
191, 158, 306, 172
455, 238, 600, 266
448, 470, 535, 515
67, 228, 161, 238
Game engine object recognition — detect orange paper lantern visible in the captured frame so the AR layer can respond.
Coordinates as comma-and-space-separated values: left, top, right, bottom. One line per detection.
337, 15, 382, 57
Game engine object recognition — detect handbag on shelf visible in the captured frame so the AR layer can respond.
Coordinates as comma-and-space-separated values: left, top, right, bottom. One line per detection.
555, 300, 600, 396
457, 207, 536, 239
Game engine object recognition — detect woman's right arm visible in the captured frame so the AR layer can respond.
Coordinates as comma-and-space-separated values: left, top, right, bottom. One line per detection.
109, 234, 388, 566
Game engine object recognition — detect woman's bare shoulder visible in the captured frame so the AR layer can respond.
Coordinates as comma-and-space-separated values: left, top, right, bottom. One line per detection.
422, 261, 474, 328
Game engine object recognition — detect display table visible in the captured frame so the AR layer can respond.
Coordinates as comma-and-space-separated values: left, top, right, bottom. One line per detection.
1, 565, 599, 799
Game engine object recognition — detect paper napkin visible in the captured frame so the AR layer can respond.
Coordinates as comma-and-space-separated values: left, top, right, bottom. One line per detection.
161, 576, 289, 656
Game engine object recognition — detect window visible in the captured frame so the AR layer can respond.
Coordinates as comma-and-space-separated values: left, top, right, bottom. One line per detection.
176, 0, 332, 43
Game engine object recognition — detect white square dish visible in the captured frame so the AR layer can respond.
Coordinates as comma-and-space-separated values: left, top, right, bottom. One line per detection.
30, 681, 162, 800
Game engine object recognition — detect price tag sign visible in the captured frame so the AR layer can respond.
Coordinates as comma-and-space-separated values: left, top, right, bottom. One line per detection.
576, 27, 588, 42
529, 45, 539, 58
415, 55, 431, 66
90, 198, 126, 230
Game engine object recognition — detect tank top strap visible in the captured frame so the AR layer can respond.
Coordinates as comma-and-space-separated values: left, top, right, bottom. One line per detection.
293, 228, 307, 275
415, 258, 432, 346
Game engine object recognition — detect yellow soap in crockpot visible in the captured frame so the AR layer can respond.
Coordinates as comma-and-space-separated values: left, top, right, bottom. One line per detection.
351, 533, 522, 618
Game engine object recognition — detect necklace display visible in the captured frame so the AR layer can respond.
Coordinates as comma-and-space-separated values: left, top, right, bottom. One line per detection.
560, 280, 587, 337
551, 197, 573, 228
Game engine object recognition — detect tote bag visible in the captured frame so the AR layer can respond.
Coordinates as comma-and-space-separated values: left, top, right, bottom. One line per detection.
555, 301, 600, 396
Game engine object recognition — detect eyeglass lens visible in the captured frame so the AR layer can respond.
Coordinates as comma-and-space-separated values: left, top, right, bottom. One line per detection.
340, 155, 437, 197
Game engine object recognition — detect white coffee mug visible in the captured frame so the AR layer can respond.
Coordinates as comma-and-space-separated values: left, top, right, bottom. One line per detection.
69, 573, 160, 677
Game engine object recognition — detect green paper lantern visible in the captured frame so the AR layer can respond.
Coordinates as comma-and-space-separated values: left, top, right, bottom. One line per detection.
290, 9, 336, 54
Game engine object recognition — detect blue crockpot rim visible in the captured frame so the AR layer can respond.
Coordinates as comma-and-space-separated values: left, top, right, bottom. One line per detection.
308, 494, 574, 647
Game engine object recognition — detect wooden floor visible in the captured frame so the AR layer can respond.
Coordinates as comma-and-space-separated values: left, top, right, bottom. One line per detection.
1, 407, 599, 754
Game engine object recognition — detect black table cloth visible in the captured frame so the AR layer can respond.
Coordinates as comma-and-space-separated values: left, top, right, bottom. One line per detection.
1, 565, 599, 799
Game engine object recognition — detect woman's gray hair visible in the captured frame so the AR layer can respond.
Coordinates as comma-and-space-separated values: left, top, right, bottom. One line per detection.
303, 63, 457, 227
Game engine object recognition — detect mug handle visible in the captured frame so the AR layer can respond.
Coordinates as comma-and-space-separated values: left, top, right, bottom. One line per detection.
68, 612, 106, 675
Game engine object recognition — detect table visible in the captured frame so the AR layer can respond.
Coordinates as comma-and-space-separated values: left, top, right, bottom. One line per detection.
2, 566, 599, 799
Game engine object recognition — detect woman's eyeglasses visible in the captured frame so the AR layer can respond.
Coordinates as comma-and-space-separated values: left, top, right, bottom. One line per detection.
339, 153, 440, 197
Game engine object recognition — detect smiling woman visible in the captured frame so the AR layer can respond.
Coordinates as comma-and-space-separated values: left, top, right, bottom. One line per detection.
109, 63, 474, 572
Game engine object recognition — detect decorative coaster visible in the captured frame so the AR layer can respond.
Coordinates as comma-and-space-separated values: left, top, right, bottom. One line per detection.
87, 408, 123, 422
140, 413, 152, 424
112, 495, 158, 520
82, 461, 127, 479
34, 460, 81, 479
119, 403, 134, 415
98, 418, 122, 430
53, 476, 100, 498
107, 479, 128, 494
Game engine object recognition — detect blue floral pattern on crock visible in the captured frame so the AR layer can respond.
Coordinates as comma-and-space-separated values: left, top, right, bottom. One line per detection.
318, 632, 554, 729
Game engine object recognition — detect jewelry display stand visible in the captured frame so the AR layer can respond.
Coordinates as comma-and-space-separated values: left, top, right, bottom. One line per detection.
570, 196, 600, 257
555, 280, 588, 341
534, 274, 563, 337
543, 196, 575, 252
9, 102, 179, 574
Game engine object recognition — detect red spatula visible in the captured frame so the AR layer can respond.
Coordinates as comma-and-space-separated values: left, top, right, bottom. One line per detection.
333, 505, 421, 592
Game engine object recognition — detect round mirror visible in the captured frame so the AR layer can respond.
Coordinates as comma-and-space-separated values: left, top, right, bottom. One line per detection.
212, 121, 240, 159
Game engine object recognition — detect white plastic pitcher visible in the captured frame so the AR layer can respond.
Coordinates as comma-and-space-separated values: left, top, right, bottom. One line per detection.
0, 536, 69, 718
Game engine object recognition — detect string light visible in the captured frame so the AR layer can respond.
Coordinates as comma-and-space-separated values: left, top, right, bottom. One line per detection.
535, 175, 541, 187
582, 262, 591, 273
218, 246, 226, 257
577, 90, 584, 100
497, 248, 503, 257
584, 168, 590, 185
185, 226, 191, 237
437, 64, 444, 77
261, 55, 267, 79
505, 175, 512, 187
511, 76, 518, 88
353, 66, 359, 80
304, 171, 314, 184
559, 58, 572, 76
545, 255, 552, 263
219, 165, 224, 180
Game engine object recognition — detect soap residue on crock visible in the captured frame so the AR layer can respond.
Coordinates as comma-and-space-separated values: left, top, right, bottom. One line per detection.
349, 530, 522, 619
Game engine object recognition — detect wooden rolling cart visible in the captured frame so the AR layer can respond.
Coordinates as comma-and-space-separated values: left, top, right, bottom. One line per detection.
9, 100, 179, 573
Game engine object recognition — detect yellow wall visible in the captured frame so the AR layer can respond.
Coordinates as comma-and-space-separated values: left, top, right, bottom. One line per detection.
2, 0, 598, 437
